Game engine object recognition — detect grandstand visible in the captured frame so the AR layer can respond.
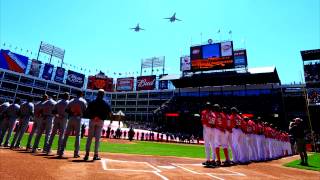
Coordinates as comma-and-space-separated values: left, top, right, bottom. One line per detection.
0, 44, 319, 138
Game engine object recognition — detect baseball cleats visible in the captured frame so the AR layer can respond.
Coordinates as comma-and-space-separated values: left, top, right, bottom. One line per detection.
202, 161, 211, 166
74, 154, 80, 158
83, 155, 89, 161
93, 155, 101, 161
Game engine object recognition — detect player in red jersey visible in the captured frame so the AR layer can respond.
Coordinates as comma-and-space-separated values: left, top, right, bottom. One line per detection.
229, 107, 243, 164
201, 102, 216, 166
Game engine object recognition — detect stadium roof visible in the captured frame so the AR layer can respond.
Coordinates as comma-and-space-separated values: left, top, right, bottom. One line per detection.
164, 66, 281, 88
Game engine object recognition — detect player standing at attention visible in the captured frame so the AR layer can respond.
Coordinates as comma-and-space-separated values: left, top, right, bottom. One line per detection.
201, 102, 216, 166
10, 96, 34, 149
229, 107, 243, 164
58, 91, 87, 158
0, 101, 11, 137
46, 92, 70, 155
213, 104, 229, 166
32, 94, 57, 153
84, 89, 112, 161
222, 107, 233, 166
0, 98, 20, 147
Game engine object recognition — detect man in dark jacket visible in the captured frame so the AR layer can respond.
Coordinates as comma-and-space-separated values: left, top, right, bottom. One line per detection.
84, 89, 112, 161
290, 118, 308, 166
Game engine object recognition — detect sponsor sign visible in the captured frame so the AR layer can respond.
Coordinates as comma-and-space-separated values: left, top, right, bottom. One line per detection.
136, 75, 156, 91
116, 77, 134, 91
54, 67, 65, 83
0, 49, 29, 73
66, 70, 85, 88
87, 76, 113, 91
42, 63, 54, 80
234, 49, 248, 68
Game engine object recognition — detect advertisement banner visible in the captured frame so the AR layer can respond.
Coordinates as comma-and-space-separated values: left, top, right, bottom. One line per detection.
180, 56, 191, 71
221, 41, 233, 57
234, 49, 248, 68
159, 74, 168, 90
0, 49, 29, 73
29, 60, 42, 77
116, 77, 134, 91
66, 70, 85, 88
87, 76, 114, 91
136, 75, 156, 91
42, 63, 54, 80
54, 67, 65, 83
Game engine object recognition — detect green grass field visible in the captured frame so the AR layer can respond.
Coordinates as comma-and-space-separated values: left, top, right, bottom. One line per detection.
284, 153, 320, 172
7, 133, 230, 159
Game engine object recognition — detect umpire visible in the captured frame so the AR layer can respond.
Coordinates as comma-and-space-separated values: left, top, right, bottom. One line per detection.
84, 89, 112, 161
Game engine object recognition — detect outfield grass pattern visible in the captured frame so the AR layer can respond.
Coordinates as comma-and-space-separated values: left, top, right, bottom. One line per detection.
5, 133, 230, 159
284, 153, 320, 172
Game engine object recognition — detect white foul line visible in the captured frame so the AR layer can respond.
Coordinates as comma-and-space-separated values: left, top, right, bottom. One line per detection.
220, 168, 246, 176
206, 173, 225, 180
171, 163, 200, 174
100, 158, 169, 180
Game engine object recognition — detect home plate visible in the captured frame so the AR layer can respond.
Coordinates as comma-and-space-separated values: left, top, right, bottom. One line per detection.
157, 166, 176, 169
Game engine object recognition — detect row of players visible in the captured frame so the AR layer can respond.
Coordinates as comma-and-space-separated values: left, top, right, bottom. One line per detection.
200, 102, 292, 167
0, 90, 111, 161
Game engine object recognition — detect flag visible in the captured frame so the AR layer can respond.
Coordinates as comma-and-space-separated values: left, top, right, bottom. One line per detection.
229, 30, 232, 34
217, 29, 220, 33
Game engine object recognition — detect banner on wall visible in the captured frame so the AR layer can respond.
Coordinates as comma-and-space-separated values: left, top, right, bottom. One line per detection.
28, 59, 42, 77
0, 49, 29, 73
87, 76, 113, 91
136, 75, 156, 91
54, 67, 65, 83
42, 63, 54, 80
66, 70, 85, 88
116, 77, 134, 91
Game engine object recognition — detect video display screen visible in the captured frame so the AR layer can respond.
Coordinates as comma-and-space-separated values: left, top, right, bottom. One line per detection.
190, 41, 234, 71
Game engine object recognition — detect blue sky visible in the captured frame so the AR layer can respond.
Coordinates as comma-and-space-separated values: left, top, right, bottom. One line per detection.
1, 0, 319, 84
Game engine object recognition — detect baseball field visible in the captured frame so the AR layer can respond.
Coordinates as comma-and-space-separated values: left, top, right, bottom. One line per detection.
0, 134, 319, 180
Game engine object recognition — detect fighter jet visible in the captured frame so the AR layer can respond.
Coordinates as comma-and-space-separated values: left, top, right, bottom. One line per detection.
130, 23, 145, 32
164, 13, 182, 22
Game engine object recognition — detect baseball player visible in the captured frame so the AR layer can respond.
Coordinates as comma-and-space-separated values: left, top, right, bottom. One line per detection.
10, 96, 34, 149
201, 102, 216, 166
229, 107, 243, 164
26, 100, 44, 150
58, 91, 87, 158
221, 107, 233, 165
46, 92, 70, 155
32, 94, 57, 153
240, 116, 249, 163
0, 98, 20, 147
0, 101, 11, 136
212, 104, 229, 166
256, 117, 266, 161
84, 89, 112, 161
247, 118, 258, 161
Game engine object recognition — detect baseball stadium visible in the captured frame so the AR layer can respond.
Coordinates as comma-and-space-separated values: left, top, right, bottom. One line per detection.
1, 0, 320, 179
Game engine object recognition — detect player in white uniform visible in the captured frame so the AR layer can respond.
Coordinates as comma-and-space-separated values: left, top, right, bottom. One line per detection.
46, 92, 70, 155
10, 97, 34, 149
0, 99, 20, 147
58, 91, 87, 158
32, 94, 57, 153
